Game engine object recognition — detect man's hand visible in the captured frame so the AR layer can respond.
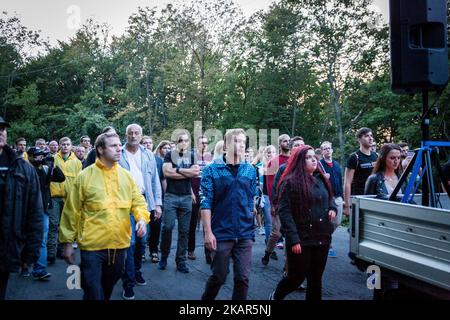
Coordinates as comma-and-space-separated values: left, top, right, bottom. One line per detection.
136, 219, 147, 238
292, 243, 302, 254
204, 231, 217, 251
190, 165, 201, 178
192, 193, 197, 204
328, 210, 336, 221
155, 206, 162, 220
192, 165, 201, 178
344, 206, 350, 217
63, 243, 76, 265
270, 206, 277, 217
252, 207, 258, 216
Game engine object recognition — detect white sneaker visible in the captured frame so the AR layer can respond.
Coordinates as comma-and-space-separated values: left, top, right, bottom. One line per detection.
258, 227, 265, 235
72, 242, 78, 249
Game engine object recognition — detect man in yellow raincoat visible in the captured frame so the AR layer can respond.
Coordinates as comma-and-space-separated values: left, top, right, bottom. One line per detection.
59, 132, 150, 300
48, 137, 82, 263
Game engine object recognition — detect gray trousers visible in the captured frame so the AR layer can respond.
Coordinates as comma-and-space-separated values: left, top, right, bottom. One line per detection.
47, 197, 64, 258
265, 214, 281, 253
159, 193, 192, 265
201, 239, 253, 300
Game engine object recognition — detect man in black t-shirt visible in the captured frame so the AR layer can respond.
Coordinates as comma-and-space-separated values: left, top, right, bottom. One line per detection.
344, 127, 378, 216
159, 132, 200, 273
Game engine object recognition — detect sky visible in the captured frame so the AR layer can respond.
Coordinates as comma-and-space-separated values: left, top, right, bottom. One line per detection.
2, 0, 389, 45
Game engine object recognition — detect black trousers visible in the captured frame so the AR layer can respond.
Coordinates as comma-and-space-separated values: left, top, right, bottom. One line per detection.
188, 195, 200, 252
273, 244, 329, 301
0, 272, 9, 300
148, 210, 161, 254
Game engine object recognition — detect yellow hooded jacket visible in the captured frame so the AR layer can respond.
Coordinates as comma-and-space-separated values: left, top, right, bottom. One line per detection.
59, 159, 150, 251
50, 151, 82, 198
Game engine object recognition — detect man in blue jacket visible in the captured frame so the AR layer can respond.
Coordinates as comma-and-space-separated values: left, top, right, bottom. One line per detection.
200, 128, 257, 300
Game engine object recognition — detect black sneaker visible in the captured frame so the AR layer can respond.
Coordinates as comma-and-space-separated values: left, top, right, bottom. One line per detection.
177, 264, 189, 273
297, 283, 307, 291
158, 256, 167, 270
33, 272, 51, 281
20, 268, 30, 278
261, 251, 270, 266
135, 273, 147, 286
122, 287, 135, 300
150, 253, 159, 263
270, 251, 278, 260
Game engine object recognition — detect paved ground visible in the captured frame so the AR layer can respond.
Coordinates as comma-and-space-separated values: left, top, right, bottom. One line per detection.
6, 226, 372, 300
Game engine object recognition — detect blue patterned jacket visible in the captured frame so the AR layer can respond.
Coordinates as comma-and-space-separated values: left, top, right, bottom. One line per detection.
200, 156, 257, 241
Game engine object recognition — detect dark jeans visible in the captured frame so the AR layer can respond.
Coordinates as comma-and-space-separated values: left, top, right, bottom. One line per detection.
0, 272, 9, 300
80, 249, 127, 300
160, 193, 192, 265
201, 239, 253, 301
188, 196, 200, 252
122, 214, 146, 289
273, 245, 329, 301
148, 210, 161, 254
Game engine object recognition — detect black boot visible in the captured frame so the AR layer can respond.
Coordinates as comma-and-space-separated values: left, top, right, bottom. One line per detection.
261, 251, 271, 266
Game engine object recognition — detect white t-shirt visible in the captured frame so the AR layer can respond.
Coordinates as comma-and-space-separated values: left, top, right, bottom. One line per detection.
125, 148, 145, 194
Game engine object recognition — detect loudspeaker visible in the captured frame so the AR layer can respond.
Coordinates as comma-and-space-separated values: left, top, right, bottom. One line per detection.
390, 0, 448, 94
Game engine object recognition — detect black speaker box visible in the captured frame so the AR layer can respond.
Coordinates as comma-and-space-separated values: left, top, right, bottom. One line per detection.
390, 0, 448, 94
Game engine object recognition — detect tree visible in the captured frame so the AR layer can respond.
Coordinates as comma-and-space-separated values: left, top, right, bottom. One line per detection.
283, 0, 387, 164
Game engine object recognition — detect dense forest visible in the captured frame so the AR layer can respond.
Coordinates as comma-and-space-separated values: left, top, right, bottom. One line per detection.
1, 0, 449, 164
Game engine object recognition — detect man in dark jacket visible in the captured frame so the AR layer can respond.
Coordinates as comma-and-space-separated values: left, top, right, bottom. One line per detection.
0, 117, 44, 299
200, 129, 257, 300
28, 146, 65, 280
319, 141, 343, 258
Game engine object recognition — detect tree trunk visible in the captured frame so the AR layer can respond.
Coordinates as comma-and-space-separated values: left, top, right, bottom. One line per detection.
330, 83, 345, 166
291, 102, 297, 137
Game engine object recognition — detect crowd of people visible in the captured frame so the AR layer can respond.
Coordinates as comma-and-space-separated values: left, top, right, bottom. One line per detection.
1, 114, 450, 301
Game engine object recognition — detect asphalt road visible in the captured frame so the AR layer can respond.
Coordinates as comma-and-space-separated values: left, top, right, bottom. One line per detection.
6, 225, 372, 300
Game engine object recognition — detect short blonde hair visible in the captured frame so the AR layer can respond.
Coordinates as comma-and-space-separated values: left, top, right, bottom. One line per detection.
224, 129, 246, 144
213, 140, 225, 158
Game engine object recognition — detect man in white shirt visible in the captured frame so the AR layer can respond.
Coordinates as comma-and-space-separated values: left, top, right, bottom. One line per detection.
119, 123, 162, 300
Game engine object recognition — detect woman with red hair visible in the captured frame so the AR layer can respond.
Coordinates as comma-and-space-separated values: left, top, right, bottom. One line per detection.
270, 145, 337, 300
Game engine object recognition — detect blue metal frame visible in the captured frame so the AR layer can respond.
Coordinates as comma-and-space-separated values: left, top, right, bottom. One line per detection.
401, 141, 450, 204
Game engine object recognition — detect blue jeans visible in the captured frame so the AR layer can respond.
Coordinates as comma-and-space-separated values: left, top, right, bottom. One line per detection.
122, 215, 147, 289
201, 239, 253, 300
80, 249, 127, 300
160, 193, 192, 265
262, 195, 272, 244
32, 213, 49, 276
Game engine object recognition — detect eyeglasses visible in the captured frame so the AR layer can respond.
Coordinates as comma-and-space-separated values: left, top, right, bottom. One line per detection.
178, 139, 189, 143
201, 142, 209, 145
